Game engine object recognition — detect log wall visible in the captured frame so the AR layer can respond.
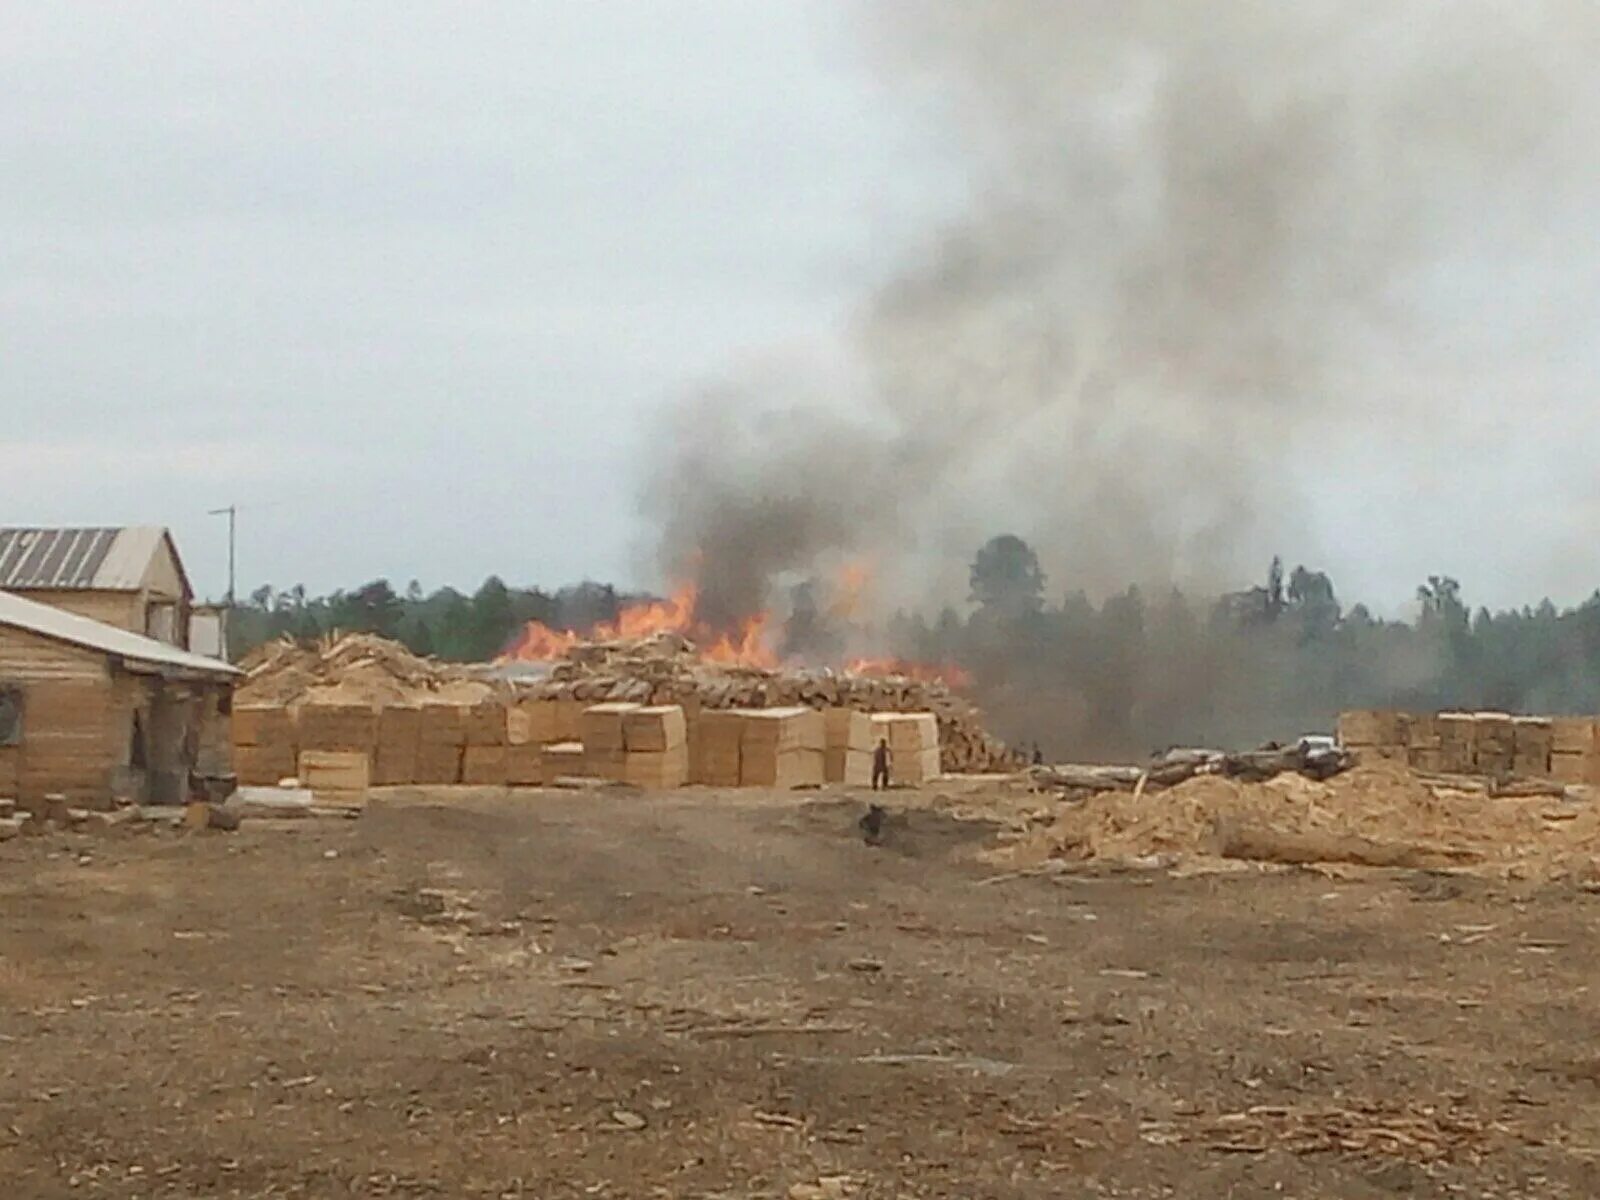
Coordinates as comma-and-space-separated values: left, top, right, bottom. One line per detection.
0, 623, 117, 807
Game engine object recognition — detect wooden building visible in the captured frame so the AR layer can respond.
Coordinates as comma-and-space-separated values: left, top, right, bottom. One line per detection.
0, 590, 239, 809
0, 527, 194, 647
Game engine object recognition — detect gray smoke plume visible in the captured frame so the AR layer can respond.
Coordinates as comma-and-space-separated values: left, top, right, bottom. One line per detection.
645, 0, 1600, 628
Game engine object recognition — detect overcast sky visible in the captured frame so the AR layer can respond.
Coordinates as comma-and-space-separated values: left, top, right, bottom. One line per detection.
3, 2, 943, 599
6, 3, 1600, 616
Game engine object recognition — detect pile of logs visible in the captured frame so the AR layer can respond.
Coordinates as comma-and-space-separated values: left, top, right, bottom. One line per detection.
516, 633, 1018, 774
1028, 741, 1359, 798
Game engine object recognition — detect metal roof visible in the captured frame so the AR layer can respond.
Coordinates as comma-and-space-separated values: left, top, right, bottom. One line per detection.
0, 527, 189, 594
0, 590, 239, 680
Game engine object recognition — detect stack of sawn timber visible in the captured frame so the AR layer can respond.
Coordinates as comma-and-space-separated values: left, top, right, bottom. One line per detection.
519, 632, 1013, 774
871, 712, 942, 785
581, 703, 690, 788
234, 630, 1005, 784
1338, 708, 1600, 783
825, 708, 873, 786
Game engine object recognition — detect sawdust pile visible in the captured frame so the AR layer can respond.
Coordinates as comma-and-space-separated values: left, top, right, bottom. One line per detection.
989, 761, 1600, 880
237, 635, 494, 708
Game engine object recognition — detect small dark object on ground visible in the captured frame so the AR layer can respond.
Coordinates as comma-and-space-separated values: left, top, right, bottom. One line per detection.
859, 803, 886, 846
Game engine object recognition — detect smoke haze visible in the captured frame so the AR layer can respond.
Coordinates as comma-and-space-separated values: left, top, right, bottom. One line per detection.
647, 0, 1600, 625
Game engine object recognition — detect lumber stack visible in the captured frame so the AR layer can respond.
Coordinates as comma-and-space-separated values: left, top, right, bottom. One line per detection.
517, 633, 1014, 774
232, 703, 298, 786
295, 701, 377, 759
1437, 712, 1477, 774
540, 741, 588, 784
621, 706, 689, 788
1551, 717, 1600, 784
871, 712, 942, 785
374, 705, 420, 786
235, 629, 1017, 781
739, 708, 824, 788
1335, 710, 1411, 764
824, 708, 873, 785
1338, 707, 1600, 782
581, 702, 639, 783
507, 697, 585, 748
298, 750, 369, 810
1473, 713, 1515, 777
415, 702, 466, 784
1512, 716, 1553, 778
693, 710, 745, 786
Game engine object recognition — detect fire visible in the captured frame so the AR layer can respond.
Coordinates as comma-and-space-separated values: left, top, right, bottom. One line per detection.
500, 583, 780, 669
829, 560, 872, 621
847, 656, 973, 690
499, 564, 966, 686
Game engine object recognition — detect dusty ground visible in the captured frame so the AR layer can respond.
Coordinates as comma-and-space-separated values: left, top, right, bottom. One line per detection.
1, 784, 1599, 1198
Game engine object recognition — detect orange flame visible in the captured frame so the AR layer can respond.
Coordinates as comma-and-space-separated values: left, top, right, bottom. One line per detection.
829, 560, 872, 621
500, 583, 779, 669
500, 567, 964, 685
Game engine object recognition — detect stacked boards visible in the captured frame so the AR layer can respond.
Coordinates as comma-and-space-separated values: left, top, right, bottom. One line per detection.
693, 711, 745, 787
233, 691, 944, 793
1338, 708, 1600, 782
824, 708, 873, 785
871, 713, 942, 785
297, 750, 369, 810
582, 703, 689, 788
740, 708, 824, 788
233, 704, 297, 786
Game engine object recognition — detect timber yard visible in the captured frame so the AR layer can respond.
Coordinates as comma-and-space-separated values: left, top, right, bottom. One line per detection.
13, 4, 1600, 1196
2, 535, 1600, 1197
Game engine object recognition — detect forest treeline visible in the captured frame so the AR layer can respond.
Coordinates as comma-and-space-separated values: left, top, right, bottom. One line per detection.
228, 535, 1600, 758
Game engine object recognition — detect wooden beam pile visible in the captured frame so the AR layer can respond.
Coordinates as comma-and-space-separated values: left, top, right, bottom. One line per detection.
235, 629, 1018, 784
517, 634, 1015, 774
1339, 708, 1600, 782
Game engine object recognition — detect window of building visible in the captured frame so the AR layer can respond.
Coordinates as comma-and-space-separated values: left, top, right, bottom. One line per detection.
0, 686, 22, 747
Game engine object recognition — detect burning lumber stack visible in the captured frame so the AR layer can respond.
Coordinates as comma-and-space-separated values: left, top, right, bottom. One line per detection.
234, 629, 1016, 787
516, 632, 1013, 774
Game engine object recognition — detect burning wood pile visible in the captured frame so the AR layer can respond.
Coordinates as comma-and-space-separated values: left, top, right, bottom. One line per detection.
511, 631, 1016, 774
234, 629, 1016, 776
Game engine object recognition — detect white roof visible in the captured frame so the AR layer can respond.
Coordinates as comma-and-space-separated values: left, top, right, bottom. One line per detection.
0, 590, 239, 680
95, 527, 173, 590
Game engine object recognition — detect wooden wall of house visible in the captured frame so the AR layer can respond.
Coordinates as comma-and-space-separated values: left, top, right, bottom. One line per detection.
141, 540, 188, 604
140, 539, 191, 647
29, 590, 143, 633
0, 624, 117, 808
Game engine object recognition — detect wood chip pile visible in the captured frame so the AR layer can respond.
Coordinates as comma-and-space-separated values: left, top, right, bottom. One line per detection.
988, 759, 1600, 881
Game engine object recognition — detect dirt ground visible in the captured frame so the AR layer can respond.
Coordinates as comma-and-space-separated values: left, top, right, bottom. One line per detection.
1, 784, 1599, 1198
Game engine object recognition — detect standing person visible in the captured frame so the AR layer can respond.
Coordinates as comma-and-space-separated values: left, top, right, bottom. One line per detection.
872, 737, 892, 791
1032, 743, 1044, 766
